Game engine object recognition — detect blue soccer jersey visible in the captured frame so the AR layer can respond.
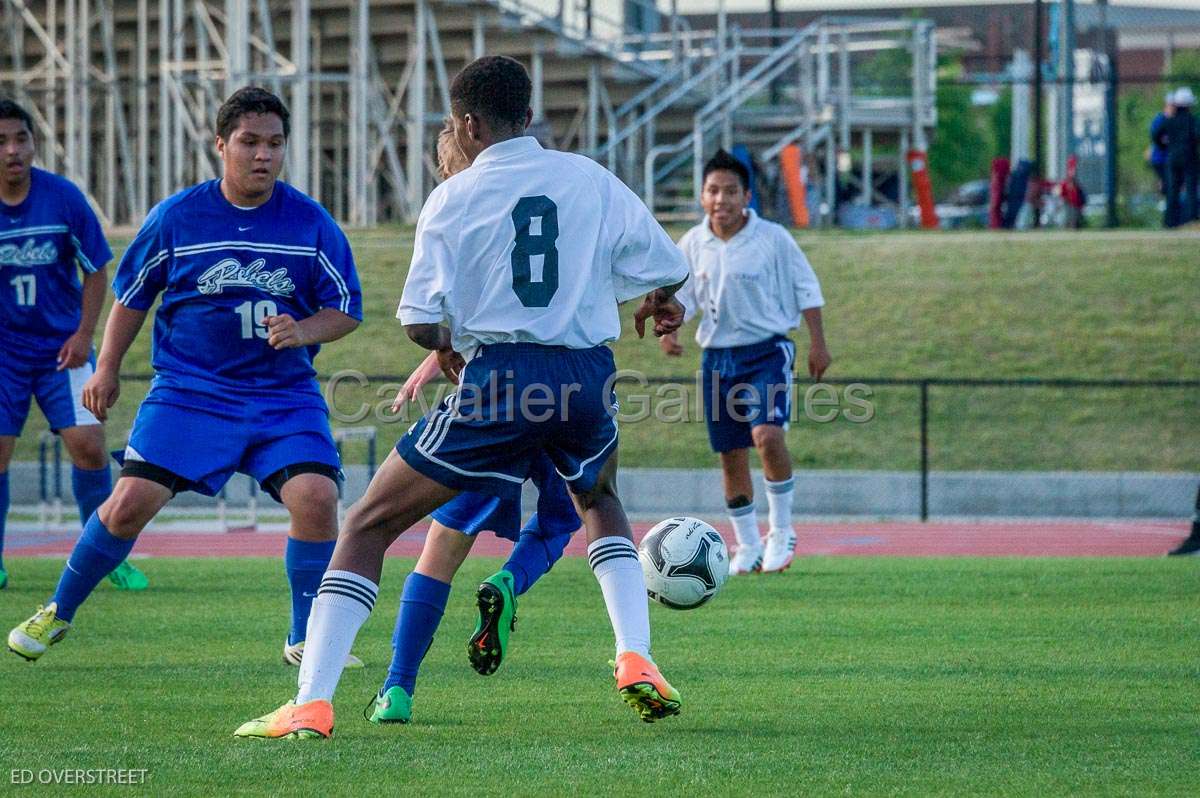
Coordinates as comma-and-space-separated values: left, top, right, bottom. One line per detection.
111, 180, 362, 407
0, 167, 112, 361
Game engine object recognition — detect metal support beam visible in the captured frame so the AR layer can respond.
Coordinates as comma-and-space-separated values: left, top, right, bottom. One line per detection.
472, 12, 485, 59
586, 61, 599, 155
158, 0, 171, 201
291, 0, 311, 193
531, 43, 544, 122
225, 0, 250, 96
350, 0, 371, 225
406, 0, 427, 221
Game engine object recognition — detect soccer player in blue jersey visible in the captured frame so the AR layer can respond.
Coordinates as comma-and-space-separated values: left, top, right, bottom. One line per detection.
238, 57, 689, 739
6, 88, 364, 667
0, 99, 146, 592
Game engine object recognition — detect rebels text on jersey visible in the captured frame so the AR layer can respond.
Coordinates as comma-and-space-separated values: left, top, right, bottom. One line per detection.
112, 180, 362, 405
0, 167, 112, 360
397, 136, 690, 356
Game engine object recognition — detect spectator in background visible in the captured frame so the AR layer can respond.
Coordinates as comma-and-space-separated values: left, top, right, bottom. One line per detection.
1160, 87, 1198, 228
1148, 92, 1173, 196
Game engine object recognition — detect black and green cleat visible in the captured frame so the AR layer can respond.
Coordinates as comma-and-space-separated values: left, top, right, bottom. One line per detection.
468, 570, 516, 676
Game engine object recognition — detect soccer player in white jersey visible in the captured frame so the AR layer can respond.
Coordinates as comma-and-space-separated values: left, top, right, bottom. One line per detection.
236, 56, 691, 739
660, 150, 831, 575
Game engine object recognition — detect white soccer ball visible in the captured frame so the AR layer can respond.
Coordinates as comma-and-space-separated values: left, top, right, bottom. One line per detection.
638, 517, 729, 610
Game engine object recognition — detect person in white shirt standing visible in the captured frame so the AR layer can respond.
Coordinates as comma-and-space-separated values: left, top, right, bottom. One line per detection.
659, 150, 831, 575
236, 56, 692, 739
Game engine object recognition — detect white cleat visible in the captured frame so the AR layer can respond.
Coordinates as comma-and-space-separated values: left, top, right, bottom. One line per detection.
761, 529, 797, 573
729, 541, 764, 575
282, 639, 365, 669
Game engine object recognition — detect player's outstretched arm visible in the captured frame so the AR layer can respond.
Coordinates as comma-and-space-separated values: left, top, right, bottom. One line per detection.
264, 308, 359, 350
83, 302, 148, 421
58, 267, 107, 371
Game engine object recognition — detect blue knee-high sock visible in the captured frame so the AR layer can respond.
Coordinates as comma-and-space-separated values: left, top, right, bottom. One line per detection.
71, 465, 112, 531
284, 537, 336, 645
503, 513, 570, 596
0, 471, 9, 570
51, 513, 136, 622
384, 572, 451, 696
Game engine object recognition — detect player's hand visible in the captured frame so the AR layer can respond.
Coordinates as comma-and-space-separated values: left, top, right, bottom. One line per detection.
808, 342, 832, 380
82, 367, 120, 422
392, 351, 445, 412
56, 330, 92, 371
264, 314, 307, 349
633, 290, 685, 338
659, 331, 684, 357
435, 348, 465, 385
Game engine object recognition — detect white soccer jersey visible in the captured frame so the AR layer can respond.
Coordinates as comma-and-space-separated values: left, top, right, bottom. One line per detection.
397, 136, 690, 356
676, 209, 824, 349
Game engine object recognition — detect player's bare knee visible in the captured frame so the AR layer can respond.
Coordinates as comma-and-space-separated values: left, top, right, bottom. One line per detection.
279, 473, 339, 534
572, 476, 619, 514
99, 484, 153, 538
752, 425, 785, 452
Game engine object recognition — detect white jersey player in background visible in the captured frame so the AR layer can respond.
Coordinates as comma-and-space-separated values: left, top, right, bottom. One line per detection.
659, 150, 830, 575
237, 55, 691, 739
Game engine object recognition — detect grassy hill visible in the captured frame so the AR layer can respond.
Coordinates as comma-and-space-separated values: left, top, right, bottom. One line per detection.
12, 229, 1200, 472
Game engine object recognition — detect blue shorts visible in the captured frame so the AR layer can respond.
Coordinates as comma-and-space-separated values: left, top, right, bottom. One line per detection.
701, 336, 795, 453
122, 387, 340, 500
432, 453, 581, 543
0, 350, 99, 436
397, 343, 618, 500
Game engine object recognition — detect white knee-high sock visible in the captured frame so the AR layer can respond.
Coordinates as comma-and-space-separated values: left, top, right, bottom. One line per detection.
587, 536, 651, 659
727, 502, 761, 547
765, 477, 795, 534
295, 569, 378, 704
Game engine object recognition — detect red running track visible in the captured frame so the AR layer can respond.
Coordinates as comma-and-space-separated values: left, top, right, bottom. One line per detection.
7, 520, 1190, 559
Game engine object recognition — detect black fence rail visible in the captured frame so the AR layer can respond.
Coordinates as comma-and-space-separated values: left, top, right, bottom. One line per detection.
121, 374, 1198, 521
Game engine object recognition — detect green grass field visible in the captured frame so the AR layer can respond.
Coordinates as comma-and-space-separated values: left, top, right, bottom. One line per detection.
0, 556, 1196, 795
11, 229, 1200, 471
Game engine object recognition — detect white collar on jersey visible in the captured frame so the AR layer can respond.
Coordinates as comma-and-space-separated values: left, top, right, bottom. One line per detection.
701, 207, 760, 244
472, 135, 543, 167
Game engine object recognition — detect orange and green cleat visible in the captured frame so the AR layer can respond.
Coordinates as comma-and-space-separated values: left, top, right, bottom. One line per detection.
613, 651, 681, 723
233, 699, 333, 740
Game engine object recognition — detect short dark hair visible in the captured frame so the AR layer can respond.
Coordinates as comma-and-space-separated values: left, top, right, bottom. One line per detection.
216, 87, 290, 140
450, 56, 531, 133
703, 149, 751, 191
0, 99, 34, 137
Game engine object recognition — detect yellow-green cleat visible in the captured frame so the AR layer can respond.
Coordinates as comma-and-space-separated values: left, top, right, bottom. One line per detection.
8, 602, 71, 661
106, 560, 149, 591
366, 686, 412, 725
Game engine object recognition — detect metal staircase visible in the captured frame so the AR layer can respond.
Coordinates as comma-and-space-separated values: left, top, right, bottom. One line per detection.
2, 2, 936, 227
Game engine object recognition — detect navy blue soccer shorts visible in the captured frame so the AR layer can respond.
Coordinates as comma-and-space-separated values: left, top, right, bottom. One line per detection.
701, 335, 795, 453
397, 343, 618, 501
